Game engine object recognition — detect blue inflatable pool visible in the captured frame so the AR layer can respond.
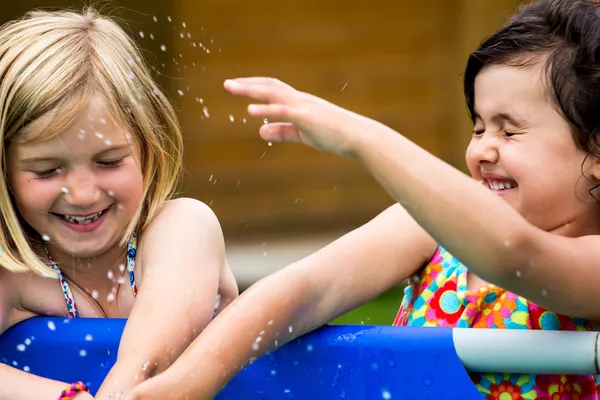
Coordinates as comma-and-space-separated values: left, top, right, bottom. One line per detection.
1, 317, 597, 399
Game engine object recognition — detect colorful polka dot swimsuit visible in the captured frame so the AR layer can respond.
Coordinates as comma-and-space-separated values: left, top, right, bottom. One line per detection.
43, 234, 138, 318
394, 246, 600, 399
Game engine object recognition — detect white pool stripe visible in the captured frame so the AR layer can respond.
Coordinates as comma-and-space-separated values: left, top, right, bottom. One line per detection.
452, 328, 600, 375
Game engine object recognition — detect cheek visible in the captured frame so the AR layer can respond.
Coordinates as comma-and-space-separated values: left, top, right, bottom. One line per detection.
464, 143, 479, 177
101, 166, 144, 203
9, 175, 59, 220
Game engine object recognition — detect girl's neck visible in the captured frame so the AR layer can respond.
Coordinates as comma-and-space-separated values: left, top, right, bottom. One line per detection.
39, 238, 128, 287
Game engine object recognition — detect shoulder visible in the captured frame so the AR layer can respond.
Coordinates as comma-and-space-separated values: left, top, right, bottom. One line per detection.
144, 198, 222, 237
137, 198, 225, 262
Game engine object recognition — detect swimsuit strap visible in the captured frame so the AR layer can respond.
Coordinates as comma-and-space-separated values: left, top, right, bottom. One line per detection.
44, 233, 138, 318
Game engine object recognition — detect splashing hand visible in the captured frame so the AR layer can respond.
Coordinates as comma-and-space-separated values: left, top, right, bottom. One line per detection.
224, 77, 375, 157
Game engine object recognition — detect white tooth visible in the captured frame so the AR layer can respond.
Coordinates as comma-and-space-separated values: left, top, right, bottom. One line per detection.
505, 182, 513, 189
498, 182, 505, 190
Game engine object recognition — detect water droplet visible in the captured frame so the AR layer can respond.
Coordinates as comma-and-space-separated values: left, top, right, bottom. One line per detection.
61, 187, 69, 194
85, 334, 93, 341
79, 349, 87, 357
107, 270, 114, 279
117, 276, 125, 285
515, 270, 522, 278
108, 190, 115, 197
119, 264, 125, 272
104, 139, 112, 146
95, 132, 104, 139
141, 361, 149, 370
80, 129, 86, 134
270, 369, 276, 375
382, 390, 392, 399
139, 31, 145, 39
288, 325, 293, 333
306, 344, 313, 352
206, 49, 211, 54
153, 16, 158, 22
107, 293, 115, 302
41, 234, 50, 241
242, 118, 247, 124
263, 118, 269, 124
91, 290, 99, 299
47, 321, 56, 331
182, 22, 187, 28
160, 44, 167, 52
229, 114, 235, 122
267, 141, 273, 146
541, 289, 548, 297
23, 366, 30, 372
167, 16, 172, 22
267, 320, 274, 326
203, 106, 210, 118
16, 344, 25, 351
149, 33, 155, 40
252, 342, 260, 351
24, 338, 31, 345
177, 90, 184, 96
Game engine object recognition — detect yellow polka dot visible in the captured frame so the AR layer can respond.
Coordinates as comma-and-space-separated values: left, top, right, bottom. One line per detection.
510, 311, 529, 325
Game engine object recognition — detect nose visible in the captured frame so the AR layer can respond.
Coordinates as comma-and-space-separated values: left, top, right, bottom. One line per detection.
470, 133, 500, 165
63, 168, 101, 209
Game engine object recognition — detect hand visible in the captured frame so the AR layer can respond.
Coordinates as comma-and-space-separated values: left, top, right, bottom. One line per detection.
224, 77, 377, 157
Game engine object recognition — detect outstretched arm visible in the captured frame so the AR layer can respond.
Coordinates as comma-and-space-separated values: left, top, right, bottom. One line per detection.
224, 77, 600, 321
94, 198, 236, 399
125, 204, 437, 400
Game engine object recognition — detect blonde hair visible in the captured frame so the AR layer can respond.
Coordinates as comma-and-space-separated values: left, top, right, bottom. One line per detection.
0, 8, 183, 277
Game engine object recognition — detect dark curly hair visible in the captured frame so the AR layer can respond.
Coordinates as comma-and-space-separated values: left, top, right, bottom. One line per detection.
464, 0, 600, 176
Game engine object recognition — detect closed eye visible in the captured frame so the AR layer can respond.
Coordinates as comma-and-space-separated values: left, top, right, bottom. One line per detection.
97, 157, 125, 168
34, 168, 60, 179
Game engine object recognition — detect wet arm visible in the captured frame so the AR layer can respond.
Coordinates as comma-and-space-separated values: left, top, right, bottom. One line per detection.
94, 198, 230, 399
353, 123, 600, 319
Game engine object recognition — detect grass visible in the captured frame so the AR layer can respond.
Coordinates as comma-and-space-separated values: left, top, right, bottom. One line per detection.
330, 284, 406, 326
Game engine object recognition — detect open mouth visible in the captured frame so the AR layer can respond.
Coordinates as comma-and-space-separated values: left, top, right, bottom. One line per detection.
486, 179, 518, 192
51, 207, 110, 225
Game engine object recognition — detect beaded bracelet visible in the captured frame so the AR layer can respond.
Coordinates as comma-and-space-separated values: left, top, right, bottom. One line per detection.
57, 381, 89, 400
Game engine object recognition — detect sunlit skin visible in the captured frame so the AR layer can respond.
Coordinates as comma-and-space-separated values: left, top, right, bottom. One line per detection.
466, 63, 600, 238
6, 95, 144, 290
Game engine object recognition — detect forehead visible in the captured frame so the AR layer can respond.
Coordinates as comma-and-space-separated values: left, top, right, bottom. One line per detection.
12, 96, 133, 157
474, 63, 551, 119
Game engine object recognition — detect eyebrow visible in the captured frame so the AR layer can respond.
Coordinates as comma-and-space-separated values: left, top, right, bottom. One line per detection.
19, 144, 132, 163
474, 112, 528, 127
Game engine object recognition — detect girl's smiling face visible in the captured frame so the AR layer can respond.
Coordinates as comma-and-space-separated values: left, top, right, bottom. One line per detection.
6, 95, 144, 258
466, 62, 600, 235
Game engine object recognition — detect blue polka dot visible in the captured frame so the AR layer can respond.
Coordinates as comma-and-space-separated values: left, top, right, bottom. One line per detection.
439, 291, 460, 314
483, 292, 497, 304
538, 312, 559, 330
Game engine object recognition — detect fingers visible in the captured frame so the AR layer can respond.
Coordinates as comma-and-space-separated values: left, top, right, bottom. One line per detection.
259, 122, 302, 144
225, 77, 292, 90
224, 78, 298, 105
247, 103, 299, 121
